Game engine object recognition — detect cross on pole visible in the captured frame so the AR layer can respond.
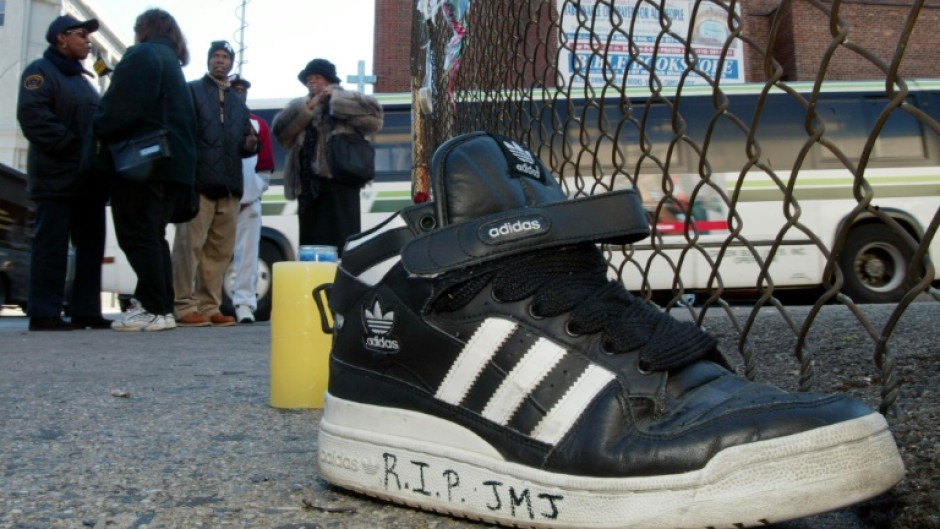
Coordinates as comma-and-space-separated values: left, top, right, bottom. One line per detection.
347, 60, 377, 92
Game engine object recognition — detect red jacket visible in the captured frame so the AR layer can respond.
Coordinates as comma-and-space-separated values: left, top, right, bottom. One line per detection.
252, 113, 275, 173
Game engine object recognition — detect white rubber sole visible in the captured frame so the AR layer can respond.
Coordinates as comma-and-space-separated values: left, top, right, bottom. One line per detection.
317, 393, 905, 529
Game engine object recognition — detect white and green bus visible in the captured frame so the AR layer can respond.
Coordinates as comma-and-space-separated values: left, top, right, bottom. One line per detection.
546, 80, 940, 305
101, 82, 939, 319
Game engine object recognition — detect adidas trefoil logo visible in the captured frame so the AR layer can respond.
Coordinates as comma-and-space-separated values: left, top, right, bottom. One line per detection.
363, 297, 400, 354
503, 140, 541, 180
503, 140, 535, 164
364, 299, 394, 334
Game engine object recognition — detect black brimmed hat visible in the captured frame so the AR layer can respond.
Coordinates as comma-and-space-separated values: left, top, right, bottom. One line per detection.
297, 58, 340, 85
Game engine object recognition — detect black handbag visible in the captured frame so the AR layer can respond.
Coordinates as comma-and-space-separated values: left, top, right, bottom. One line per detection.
108, 86, 172, 182
108, 129, 171, 182
328, 131, 375, 187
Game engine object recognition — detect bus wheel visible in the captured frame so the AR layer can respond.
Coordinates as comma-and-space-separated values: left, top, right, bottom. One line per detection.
838, 224, 915, 303
253, 240, 281, 322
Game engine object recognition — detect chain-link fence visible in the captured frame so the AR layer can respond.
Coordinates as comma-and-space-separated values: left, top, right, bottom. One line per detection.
410, 0, 940, 416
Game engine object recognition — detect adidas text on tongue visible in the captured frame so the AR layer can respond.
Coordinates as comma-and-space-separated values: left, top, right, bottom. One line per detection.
514, 162, 541, 178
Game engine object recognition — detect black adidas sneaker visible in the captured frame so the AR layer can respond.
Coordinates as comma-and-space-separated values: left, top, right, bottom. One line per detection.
318, 132, 904, 528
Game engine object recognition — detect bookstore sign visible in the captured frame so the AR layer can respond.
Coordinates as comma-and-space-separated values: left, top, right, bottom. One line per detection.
558, 1, 746, 88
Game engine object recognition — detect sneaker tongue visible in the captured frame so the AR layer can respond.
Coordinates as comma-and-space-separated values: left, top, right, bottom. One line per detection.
430, 132, 567, 226
403, 132, 650, 277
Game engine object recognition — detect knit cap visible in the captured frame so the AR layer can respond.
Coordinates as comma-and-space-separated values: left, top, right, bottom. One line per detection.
207, 40, 235, 65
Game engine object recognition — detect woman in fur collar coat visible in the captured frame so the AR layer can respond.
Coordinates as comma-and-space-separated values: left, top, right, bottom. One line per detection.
272, 58, 382, 255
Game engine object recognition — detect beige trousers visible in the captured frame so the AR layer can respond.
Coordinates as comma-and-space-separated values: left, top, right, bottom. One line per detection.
172, 194, 239, 318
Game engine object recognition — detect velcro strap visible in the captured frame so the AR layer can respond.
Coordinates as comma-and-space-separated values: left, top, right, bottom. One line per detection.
401, 189, 649, 277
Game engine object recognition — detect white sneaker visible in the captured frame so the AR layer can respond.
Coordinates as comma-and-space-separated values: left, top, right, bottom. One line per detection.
164, 314, 177, 329
143, 314, 173, 332
235, 305, 255, 324
112, 307, 159, 332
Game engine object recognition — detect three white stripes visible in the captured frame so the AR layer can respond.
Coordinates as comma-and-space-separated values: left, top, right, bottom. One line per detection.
435, 317, 614, 446
483, 338, 566, 424
436, 318, 516, 404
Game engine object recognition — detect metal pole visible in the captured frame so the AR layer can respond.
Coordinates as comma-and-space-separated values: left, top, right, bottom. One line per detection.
236, 0, 248, 75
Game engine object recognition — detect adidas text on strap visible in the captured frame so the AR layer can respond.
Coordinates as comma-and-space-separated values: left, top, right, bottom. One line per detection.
401, 189, 650, 277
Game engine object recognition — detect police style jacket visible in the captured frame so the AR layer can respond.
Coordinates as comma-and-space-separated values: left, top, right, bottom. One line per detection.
93, 37, 197, 187
188, 74, 256, 200
17, 48, 101, 200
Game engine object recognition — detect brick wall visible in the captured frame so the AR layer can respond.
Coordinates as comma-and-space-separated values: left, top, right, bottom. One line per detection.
742, 1, 798, 81
373, 0, 414, 93
785, 2, 940, 81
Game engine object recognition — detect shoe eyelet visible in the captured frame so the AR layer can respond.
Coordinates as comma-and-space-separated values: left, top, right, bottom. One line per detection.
490, 289, 505, 303
527, 304, 544, 320
419, 215, 436, 231
637, 360, 653, 375
564, 320, 580, 337
601, 341, 615, 354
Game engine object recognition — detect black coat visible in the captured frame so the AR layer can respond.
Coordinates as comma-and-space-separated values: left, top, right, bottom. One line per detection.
17, 48, 102, 201
92, 37, 197, 187
188, 75, 254, 199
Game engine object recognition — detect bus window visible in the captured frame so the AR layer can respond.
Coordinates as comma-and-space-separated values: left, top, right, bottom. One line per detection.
872, 100, 927, 161
815, 97, 927, 164
372, 106, 412, 181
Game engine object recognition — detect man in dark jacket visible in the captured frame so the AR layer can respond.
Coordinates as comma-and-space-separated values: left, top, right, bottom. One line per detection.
172, 40, 258, 327
16, 15, 111, 331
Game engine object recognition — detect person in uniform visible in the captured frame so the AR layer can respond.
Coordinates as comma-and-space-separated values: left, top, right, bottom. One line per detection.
16, 15, 111, 331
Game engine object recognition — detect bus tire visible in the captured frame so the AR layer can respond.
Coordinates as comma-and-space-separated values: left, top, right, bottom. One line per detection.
253, 239, 281, 322
838, 223, 916, 303
221, 238, 283, 322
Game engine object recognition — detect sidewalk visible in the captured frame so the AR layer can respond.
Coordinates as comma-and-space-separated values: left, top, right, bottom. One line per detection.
1, 302, 935, 529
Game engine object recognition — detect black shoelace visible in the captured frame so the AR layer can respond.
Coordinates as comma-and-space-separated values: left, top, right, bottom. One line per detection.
430, 243, 716, 372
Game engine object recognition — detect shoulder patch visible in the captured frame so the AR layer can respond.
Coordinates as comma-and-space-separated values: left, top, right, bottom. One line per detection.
24, 74, 44, 90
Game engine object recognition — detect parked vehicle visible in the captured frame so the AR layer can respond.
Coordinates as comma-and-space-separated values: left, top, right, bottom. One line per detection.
0, 163, 33, 312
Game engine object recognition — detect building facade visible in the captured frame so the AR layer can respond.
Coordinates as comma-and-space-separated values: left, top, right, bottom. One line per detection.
0, 0, 127, 172
373, 0, 940, 94
744, 0, 940, 82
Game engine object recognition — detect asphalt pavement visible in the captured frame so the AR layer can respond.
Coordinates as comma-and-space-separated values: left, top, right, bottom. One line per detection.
0, 301, 935, 529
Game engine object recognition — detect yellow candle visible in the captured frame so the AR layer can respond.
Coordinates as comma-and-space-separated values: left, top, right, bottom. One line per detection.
269, 261, 336, 408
